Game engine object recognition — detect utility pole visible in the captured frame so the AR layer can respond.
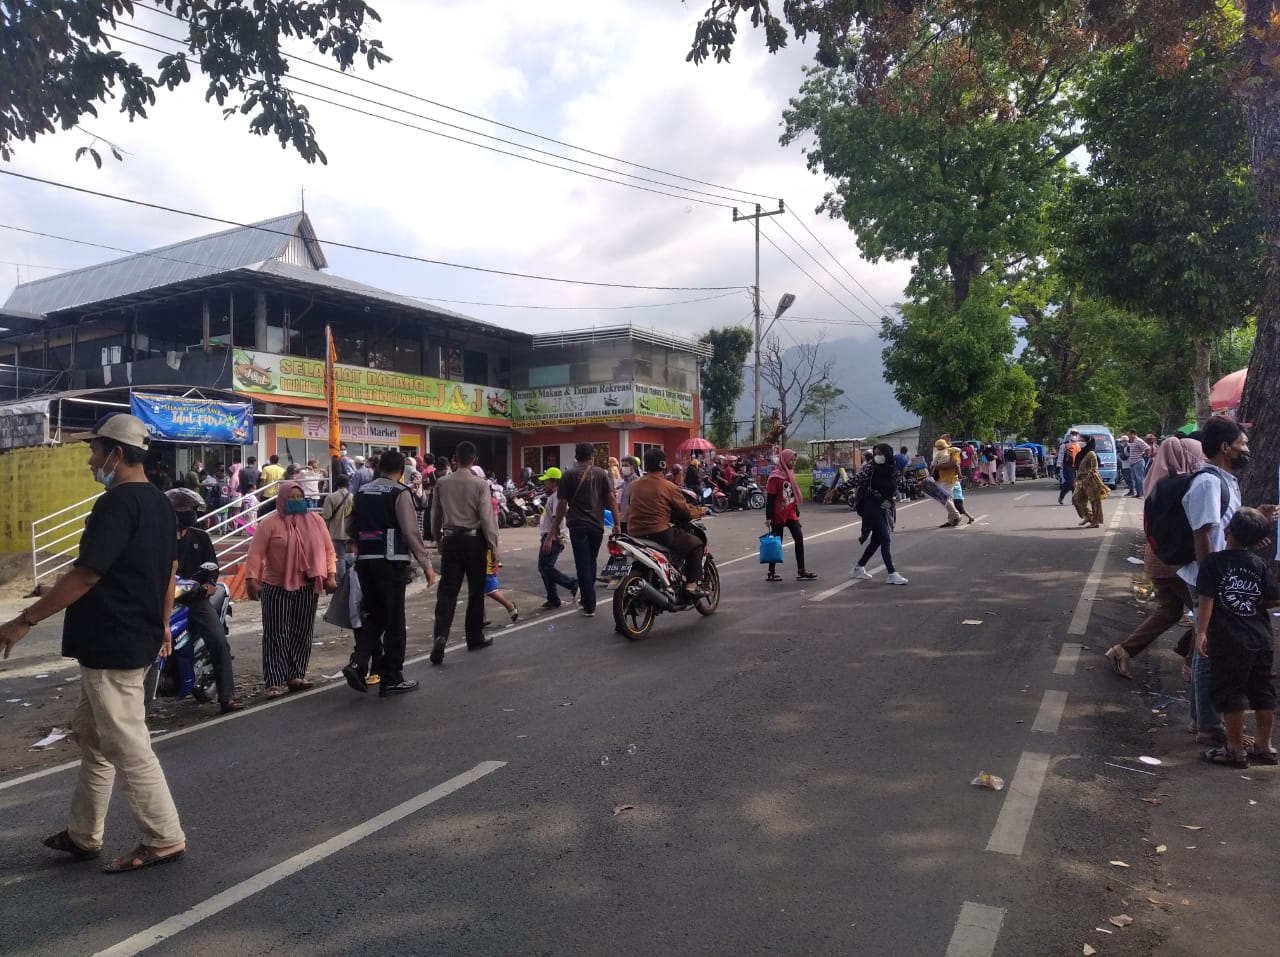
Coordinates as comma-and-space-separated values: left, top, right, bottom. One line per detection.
733, 201, 785, 443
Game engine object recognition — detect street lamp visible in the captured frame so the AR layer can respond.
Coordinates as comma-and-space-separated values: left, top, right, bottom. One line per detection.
754, 292, 796, 444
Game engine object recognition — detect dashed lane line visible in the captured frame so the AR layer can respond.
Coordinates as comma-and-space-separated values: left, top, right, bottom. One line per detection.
1053, 643, 1083, 676
1066, 502, 1128, 636
93, 761, 506, 957
1014, 492, 1029, 501
985, 751, 1051, 856
1031, 690, 1069, 733
944, 901, 1006, 957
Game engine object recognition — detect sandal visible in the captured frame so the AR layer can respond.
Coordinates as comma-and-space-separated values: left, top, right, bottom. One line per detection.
1246, 746, 1280, 766
42, 829, 99, 860
1104, 645, 1132, 679
287, 679, 314, 692
1201, 746, 1249, 769
765, 573, 782, 582
796, 570, 818, 580
104, 844, 186, 874
264, 686, 285, 698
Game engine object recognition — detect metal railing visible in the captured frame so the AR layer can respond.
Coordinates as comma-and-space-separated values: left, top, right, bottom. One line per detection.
30, 485, 280, 587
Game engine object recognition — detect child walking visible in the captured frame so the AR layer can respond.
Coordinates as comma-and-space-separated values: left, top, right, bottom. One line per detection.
485, 549, 520, 625
1195, 507, 1280, 768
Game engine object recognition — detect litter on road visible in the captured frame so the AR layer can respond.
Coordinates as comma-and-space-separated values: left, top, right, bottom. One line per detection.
971, 772, 1005, 790
28, 728, 68, 750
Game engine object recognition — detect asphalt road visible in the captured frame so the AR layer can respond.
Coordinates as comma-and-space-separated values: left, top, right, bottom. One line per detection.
0, 483, 1190, 956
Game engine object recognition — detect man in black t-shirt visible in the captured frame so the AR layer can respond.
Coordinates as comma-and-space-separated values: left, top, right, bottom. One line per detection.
238, 456, 261, 497
544, 442, 617, 617
0, 413, 186, 872
1195, 508, 1280, 769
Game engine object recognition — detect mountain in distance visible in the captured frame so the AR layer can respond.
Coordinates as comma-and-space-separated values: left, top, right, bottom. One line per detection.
731, 334, 917, 441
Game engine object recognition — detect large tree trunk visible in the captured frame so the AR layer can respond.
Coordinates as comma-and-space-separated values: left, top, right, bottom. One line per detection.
1237, 0, 1280, 511
917, 413, 943, 457
1191, 336, 1213, 426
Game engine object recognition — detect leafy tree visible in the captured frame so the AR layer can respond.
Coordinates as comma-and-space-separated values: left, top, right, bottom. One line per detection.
698, 326, 755, 448
1061, 28, 1264, 425
880, 276, 1037, 438
688, 0, 1280, 515
760, 332, 835, 447
800, 381, 848, 439
0, 0, 390, 164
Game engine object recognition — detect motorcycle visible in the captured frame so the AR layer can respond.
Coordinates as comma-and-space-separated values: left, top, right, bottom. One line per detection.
700, 485, 729, 514
145, 562, 229, 707
731, 474, 766, 510
495, 480, 525, 528
603, 519, 720, 640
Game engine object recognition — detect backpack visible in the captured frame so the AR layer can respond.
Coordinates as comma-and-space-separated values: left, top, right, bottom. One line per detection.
1143, 469, 1230, 566
1063, 443, 1080, 468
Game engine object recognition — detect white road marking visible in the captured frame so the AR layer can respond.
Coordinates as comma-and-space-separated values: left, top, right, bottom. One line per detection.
1053, 643, 1083, 676
1014, 493, 1029, 501
1066, 502, 1127, 636
986, 752, 1052, 856
1031, 690, 1069, 733
970, 514, 989, 525
809, 579, 858, 602
944, 901, 1006, 957
92, 761, 506, 957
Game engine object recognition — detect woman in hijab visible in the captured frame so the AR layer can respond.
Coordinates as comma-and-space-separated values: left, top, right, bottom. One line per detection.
850, 443, 912, 585
763, 448, 817, 582
1105, 437, 1205, 679
244, 480, 336, 698
1071, 436, 1109, 528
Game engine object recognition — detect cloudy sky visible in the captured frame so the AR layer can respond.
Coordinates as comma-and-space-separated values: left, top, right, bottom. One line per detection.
0, 0, 911, 347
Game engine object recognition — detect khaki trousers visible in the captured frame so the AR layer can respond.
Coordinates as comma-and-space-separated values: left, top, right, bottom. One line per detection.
67, 666, 185, 851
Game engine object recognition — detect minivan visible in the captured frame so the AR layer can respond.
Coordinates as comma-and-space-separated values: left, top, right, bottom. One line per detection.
1067, 424, 1119, 488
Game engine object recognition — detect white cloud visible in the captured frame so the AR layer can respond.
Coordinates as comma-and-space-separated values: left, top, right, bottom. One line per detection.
0, 0, 910, 344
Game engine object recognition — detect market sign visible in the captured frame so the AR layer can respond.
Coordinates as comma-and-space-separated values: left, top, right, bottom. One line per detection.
0, 400, 50, 450
296, 417, 401, 445
511, 383, 634, 427
232, 349, 511, 422
633, 383, 694, 423
130, 392, 254, 444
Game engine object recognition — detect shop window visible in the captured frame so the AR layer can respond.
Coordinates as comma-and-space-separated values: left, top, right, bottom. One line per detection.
529, 364, 570, 387
463, 349, 487, 384
634, 442, 664, 463
523, 445, 561, 474
336, 332, 366, 366
591, 442, 610, 468
393, 337, 422, 375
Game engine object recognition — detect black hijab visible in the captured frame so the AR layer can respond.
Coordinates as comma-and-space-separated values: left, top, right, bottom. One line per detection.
870, 442, 898, 499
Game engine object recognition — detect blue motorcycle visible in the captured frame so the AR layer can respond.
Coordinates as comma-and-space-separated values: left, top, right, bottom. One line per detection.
144, 562, 230, 707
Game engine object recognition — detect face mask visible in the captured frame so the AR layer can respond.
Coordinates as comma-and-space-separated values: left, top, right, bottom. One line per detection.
874, 454, 886, 465
621, 466, 633, 476
94, 451, 119, 489
1234, 450, 1252, 472
285, 499, 310, 515
176, 510, 198, 529
770, 455, 780, 465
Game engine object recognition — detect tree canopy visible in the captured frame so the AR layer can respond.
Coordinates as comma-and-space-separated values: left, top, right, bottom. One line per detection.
0, 0, 390, 163
699, 326, 755, 448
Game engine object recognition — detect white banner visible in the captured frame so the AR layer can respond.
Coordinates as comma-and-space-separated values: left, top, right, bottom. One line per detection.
512, 382, 633, 427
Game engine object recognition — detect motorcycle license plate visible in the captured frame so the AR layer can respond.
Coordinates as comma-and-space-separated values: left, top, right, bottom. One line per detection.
602, 557, 630, 581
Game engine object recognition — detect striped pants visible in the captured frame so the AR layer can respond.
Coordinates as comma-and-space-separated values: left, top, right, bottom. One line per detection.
260, 584, 319, 687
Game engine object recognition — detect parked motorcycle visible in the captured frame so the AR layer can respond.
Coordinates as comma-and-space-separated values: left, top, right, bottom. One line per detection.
700, 485, 729, 513
732, 475, 766, 510
145, 562, 228, 707
603, 520, 720, 640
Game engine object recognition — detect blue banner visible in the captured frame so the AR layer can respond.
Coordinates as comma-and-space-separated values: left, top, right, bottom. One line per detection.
130, 392, 254, 445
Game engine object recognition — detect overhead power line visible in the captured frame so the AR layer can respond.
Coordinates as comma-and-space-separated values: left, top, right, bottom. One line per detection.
785, 206, 894, 315
756, 227, 881, 332
767, 217, 885, 321
0, 170, 742, 292
133, 4, 779, 205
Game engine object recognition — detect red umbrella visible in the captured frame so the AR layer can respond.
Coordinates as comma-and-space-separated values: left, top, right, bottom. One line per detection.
679, 436, 716, 453
1210, 368, 1247, 412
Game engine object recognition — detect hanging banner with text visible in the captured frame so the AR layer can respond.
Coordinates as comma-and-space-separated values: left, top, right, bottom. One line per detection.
130, 392, 254, 444
632, 383, 694, 423
231, 349, 513, 422
511, 383, 634, 427
0, 400, 50, 450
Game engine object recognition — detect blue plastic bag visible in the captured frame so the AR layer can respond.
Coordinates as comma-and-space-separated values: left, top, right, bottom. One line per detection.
604, 509, 614, 528
758, 533, 783, 565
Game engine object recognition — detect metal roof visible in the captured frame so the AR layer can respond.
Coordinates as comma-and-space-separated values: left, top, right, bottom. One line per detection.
2, 212, 326, 316
530, 324, 713, 357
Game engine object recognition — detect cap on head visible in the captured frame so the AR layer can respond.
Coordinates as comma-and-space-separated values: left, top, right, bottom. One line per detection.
78, 412, 151, 450
354, 455, 365, 465
165, 487, 205, 511
538, 466, 563, 481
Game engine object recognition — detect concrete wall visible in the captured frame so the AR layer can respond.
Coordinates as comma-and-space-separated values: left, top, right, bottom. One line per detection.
0, 445, 100, 553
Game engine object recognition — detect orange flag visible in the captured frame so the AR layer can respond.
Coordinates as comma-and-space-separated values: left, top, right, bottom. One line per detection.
325, 325, 340, 460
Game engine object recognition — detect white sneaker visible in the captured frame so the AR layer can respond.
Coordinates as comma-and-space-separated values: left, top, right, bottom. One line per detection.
850, 565, 874, 580
885, 572, 909, 585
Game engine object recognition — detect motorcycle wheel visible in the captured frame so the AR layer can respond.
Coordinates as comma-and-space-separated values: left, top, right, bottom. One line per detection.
497, 510, 508, 529
847, 494, 859, 510
613, 570, 657, 640
507, 511, 526, 528
191, 679, 215, 704
695, 558, 720, 616
748, 490, 766, 510
710, 493, 728, 514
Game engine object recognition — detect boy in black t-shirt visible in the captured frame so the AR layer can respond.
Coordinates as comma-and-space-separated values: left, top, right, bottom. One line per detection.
1196, 507, 1280, 769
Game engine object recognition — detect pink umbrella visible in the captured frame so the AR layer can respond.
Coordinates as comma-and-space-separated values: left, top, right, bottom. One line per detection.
679, 436, 716, 453
1210, 368, 1247, 412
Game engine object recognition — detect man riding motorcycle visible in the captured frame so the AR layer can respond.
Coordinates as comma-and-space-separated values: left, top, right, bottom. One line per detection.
166, 487, 241, 713
625, 448, 710, 601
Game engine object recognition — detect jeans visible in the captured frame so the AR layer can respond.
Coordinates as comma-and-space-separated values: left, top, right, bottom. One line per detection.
1058, 466, 1076, 503
355, 560, 409, 682
1191, 649, 1225, 736
856, 500, 895, 574
1129, 458, 1147, 496
332, 539, 354, 583
568, 524, 604, 613
184, 595, 234, 704
538, 534, 578, 604
433, 533, 488, 643
69, 666, 185, 851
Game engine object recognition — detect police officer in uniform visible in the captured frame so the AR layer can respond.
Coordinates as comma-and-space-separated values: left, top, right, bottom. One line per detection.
429, 441, 500, 665
342, 449, 437, 697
